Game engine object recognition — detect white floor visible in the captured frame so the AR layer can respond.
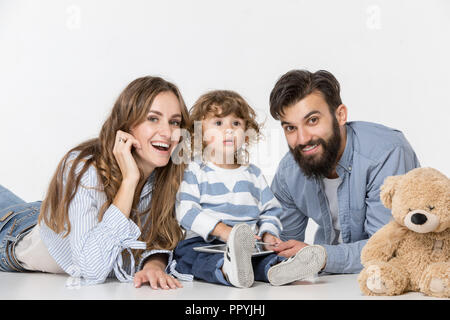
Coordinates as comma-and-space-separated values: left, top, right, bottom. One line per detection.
0, 272, 445, 300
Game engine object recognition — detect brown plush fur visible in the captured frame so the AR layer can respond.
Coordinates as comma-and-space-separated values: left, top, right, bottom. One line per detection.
358, 168, 450, 298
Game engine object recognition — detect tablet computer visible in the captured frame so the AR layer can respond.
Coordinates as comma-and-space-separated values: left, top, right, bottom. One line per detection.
193, 242, 274, 257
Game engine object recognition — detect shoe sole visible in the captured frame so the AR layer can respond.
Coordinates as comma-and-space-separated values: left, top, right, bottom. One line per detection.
227, 224, 255, 288
268, 245, 326, 286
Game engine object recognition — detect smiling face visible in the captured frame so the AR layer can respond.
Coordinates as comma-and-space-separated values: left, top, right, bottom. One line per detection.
130, 91, 183, 176
280, 91, 347, 179
202, 109, 246, 167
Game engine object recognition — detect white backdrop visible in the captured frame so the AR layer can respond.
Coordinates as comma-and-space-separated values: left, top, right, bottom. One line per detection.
1, 0, 449, 244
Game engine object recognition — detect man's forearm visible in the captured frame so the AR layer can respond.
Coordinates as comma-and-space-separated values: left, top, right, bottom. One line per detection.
320, 240, 367, 274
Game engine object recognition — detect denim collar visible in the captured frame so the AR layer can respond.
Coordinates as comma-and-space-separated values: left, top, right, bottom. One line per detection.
336, 123, 354, 175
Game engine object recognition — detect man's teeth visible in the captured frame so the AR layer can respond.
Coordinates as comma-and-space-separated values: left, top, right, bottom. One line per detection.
303, 144, 317, 151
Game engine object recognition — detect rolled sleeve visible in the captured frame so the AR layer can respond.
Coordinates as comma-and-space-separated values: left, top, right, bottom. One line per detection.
102, 204, 142, 241
321, 241, 366, 274
258, 222, 281, 238
137, 249, 173, 273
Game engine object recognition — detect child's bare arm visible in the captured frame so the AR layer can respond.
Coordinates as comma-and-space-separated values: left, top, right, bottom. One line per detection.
210, 222, 233, 242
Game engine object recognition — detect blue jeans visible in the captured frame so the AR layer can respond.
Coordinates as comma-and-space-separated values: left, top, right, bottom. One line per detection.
0, 184, 41, 272
173, 236, 285, 286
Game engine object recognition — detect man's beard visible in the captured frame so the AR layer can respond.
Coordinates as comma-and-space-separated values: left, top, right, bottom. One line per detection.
290, 117, 342, 180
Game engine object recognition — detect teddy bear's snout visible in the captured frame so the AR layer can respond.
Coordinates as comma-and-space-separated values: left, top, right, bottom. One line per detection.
411, 213, 427, 225
404, 209, 440, 233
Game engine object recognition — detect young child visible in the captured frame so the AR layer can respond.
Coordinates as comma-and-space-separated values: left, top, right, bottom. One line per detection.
173, 90, 326, 288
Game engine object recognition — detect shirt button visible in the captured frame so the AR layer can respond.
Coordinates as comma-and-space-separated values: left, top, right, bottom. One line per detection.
348, 166, 352, 171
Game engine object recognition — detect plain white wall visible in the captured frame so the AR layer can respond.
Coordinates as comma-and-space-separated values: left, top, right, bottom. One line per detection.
1, 0, 449, 244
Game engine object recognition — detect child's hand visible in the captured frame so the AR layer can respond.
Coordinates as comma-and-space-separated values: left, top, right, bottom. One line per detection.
211, 222, 233, 242
262, 233, 282, 251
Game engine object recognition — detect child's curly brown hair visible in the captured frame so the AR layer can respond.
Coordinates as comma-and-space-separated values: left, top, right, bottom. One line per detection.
189, 90, 262, 164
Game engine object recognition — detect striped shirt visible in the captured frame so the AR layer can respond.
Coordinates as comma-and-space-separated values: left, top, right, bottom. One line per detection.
176, 160, 283, 242
38, 151, 173, 286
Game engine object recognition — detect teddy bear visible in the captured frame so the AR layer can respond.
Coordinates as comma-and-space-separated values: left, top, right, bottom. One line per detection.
358, 167, 449, 298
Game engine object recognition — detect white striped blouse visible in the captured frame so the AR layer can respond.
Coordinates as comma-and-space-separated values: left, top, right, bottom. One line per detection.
38, 151, 179, 286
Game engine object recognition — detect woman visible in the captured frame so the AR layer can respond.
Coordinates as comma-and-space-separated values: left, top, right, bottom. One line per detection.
0, 76, 191, 290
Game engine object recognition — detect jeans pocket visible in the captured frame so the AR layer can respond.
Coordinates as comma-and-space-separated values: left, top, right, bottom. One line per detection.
0, 205, 39, 272
0, 206, 27, 234
0, 204, 39, 240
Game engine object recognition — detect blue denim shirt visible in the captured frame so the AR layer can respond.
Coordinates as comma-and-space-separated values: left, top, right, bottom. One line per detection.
271, 121, 420, 274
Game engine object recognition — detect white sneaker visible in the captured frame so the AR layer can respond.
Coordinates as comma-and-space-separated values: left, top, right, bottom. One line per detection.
267, 245, 326, 286
222, 224, 255, 288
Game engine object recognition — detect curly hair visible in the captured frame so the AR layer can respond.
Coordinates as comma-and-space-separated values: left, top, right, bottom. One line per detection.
189, 90, 262, 164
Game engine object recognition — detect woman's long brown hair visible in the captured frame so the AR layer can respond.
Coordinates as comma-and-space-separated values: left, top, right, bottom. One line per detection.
39, 76, 190, 255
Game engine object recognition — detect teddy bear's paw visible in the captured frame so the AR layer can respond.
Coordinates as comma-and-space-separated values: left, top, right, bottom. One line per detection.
419, 263, 450, 298
366, 265, 388, 294
428, 277, 449, 297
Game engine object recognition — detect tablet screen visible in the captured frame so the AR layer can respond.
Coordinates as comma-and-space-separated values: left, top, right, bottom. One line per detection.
193, 242, 273, 257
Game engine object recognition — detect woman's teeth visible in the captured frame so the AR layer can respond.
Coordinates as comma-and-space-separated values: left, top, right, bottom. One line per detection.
151, 142, 170, 151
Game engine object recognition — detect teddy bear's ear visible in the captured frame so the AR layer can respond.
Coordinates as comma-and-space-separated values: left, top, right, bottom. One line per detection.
380, 175, 402, 209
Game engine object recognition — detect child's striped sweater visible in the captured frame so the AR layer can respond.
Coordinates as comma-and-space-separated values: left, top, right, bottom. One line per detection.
176, 160, 283, 242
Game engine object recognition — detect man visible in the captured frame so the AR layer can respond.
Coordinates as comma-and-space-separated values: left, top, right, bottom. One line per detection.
269, 69, 420, 274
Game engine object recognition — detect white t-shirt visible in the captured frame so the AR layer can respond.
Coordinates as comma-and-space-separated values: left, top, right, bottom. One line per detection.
14, 224, 65, 273
323, 177, 342, 244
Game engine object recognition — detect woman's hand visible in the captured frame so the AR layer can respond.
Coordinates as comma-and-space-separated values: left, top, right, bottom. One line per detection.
133, 254, 182, 290
112, 130, 143, 217
113, 130, 142, 185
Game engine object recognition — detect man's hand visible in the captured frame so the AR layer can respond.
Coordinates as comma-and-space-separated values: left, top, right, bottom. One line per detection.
271, 239, 309, 258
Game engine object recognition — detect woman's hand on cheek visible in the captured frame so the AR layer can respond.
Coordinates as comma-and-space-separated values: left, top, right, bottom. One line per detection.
113, 130, 142, 184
